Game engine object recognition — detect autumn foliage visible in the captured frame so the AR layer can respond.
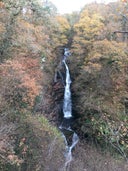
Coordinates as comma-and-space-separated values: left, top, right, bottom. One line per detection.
68, 1, 128, 159
0, 1, 65, 170
0, 57, 42, 110
0, 0, 128, 170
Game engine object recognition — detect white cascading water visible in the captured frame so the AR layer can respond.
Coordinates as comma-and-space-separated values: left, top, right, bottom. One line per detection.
63, 59, 72, 118
64, 130, 79, 169
60, 48, 79, 170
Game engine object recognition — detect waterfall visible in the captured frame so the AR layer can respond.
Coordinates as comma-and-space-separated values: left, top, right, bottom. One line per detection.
64, 131, 79, 169
63, 59, 72, 118
59, 48, 79, 170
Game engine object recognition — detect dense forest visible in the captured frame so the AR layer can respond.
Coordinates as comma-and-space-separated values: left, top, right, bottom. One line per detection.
0, 0, 128, 170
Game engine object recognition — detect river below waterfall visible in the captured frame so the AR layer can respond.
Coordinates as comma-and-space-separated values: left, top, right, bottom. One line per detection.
59, 48, 79, 171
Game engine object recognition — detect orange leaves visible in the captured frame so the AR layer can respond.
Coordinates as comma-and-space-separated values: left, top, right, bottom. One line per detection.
19, 57, 43, 82
0, 57, 42, 109
20, 75, 40, 107
121, 0, 128, 2
0, 2, 5, 8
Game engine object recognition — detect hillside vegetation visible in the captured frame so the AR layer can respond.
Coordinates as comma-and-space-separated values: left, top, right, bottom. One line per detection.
70, 2, 128, 160
0, 0, 67, 170
0, 0, 128, 170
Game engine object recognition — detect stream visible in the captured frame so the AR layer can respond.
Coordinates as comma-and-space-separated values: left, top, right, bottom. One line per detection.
59, 48, 79, 171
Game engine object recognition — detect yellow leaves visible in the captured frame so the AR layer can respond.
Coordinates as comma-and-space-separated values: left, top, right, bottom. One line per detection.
80, 10, 89, 19
54, 15, 71, 45
83, 62, 102, 74
0, 23, 6, 35
89, 40, 128, 61
74, 9, 104, 40
72, 9, 104, 55
35, 25, 49, 41
56, 15, 70, 32
16, 18, 35, 34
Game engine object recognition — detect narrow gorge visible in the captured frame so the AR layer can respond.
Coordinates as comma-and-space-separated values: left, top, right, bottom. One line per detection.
0, 0, 128, 171
58, 48, 79, 170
